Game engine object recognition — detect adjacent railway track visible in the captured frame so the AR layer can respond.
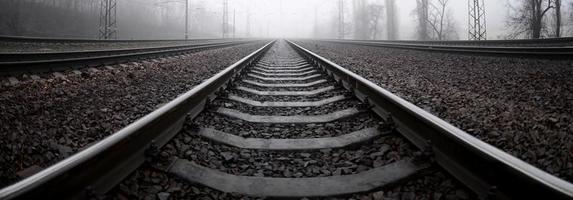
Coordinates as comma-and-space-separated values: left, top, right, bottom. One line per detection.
0, 39, 256, 75
320, 39, 573, 58
0, 35, 218, 43
0, 40, 572, 199
340, 37, 573, 47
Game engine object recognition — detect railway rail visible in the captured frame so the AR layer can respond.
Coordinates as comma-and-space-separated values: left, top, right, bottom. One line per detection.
0, 35, 219, 43
0, 39, 256, 75
0, 40, 572, 199
320, 39, 573, 58
337, 37, 573, 47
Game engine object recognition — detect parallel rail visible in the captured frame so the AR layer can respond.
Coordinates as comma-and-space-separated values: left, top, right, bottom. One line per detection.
335, 37, 573, 47
0, 41, 275, 200
0, 39, 571, 199
287, 40, 573, 200
0, 40, 257, 75
320, 39, 573, 58
0, 35, 223, 43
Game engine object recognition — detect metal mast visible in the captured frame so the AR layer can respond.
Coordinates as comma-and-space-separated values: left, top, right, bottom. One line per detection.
98, 0, 118, 39
185, 0, 189, 39
338, 0, 344, 39
468, 0, 487, 40
222, 0, 229, 38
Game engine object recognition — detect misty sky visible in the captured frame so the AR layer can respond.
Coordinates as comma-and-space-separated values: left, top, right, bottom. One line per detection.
156, 0, 569, 39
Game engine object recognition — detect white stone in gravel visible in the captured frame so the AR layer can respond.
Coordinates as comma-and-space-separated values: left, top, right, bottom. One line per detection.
53, 72, 65, 79
30, 75, 41, 80
72, 70, 82, 75
8, 77, 19, 85
157, 192, 170, 200
87, 68, 99, 73
105, 66, 115, 70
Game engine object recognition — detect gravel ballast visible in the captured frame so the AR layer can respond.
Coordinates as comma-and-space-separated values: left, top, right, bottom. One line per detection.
0, 42, 266, 188
297, 41, 573, 182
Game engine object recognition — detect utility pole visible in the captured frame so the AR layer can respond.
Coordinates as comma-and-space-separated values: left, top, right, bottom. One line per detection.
222, 0, 228, 38
338, 0, 344, 39
185, 0, 189, 39
98, 0, 118, 39
468, 0, 487, 40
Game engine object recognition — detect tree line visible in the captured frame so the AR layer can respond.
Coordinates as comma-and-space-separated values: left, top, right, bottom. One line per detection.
0, 0, 223, 39
0, 0, 572, 40
338, 0, 572, 40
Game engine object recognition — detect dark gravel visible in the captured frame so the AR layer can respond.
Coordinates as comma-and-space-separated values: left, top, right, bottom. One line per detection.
0, 42, 266, 188
297, 41, 573, 182
106, 164, 256, 200
343, 171, 475, 200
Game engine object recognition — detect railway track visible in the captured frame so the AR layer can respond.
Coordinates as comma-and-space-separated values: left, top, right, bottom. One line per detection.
320, 39, 573, 58
337, 37, 573, 47
0, 40, 572, 199
0, 39, 256, 75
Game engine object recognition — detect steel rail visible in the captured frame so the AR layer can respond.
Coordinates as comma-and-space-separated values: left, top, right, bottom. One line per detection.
0, 35, 231, 43
319, 40, 573, 58
0, 41, 243, 61
0, 41, 274, 200
331, 37, 573, 47
0, 40, 259, 75
287, 40, 573, 200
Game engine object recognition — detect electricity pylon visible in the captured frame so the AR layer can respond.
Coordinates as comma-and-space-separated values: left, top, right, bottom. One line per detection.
468, 0, 487, 40
99, 0, 118, 39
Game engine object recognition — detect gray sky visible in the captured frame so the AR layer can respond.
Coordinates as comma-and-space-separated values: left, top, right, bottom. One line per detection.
179, 0, 568, 39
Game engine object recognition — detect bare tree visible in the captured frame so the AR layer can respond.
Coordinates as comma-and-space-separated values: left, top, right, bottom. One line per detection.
554, 0, 561, 37
506, 0, 556, 39
570, 2, 573, 35
415, 0, 430, 40
367, 4, 384, 40
385, 0, 397, 40
352, 0, 369, 39
426, 0, 458, 40
412, 0, 457, 40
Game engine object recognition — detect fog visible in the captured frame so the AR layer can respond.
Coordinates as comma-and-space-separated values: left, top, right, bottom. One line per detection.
0, 0, 571, 40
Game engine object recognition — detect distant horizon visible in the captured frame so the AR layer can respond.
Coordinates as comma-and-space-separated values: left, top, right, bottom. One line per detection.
0, 0, 570, 40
